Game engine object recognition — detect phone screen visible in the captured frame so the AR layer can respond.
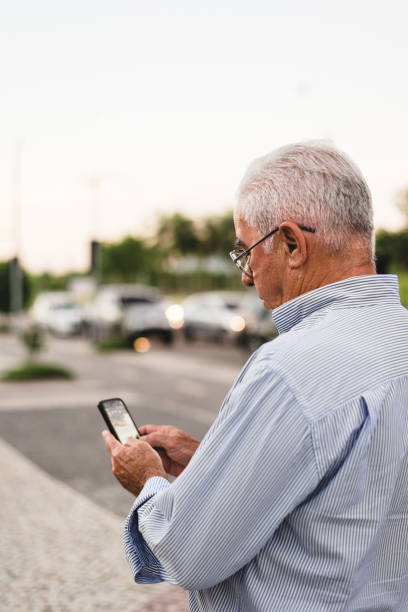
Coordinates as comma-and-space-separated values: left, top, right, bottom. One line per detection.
103, 399, 140, 444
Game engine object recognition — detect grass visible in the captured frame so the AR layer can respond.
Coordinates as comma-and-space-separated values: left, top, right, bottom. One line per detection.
96, 336, 131, 351
3, 361, 74, 382
397, 270, 408, 308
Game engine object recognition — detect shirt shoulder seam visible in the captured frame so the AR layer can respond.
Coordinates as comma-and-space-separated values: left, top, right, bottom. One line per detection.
254, 359, 321, 481
310, 372, 408, 427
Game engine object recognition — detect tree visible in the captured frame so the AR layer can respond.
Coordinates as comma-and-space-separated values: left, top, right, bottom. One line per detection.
29, 272, 69, 294
199, 210, 236, 255
376, 229, 408, 271
396, 188, 408, 227
101, 236, 158, 283
155, 213, 200, 255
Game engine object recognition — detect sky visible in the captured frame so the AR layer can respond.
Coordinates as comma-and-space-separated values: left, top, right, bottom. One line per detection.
0, 0, 407, 273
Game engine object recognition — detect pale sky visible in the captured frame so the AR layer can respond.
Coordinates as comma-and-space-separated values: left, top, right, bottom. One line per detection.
0, 0, 407, 272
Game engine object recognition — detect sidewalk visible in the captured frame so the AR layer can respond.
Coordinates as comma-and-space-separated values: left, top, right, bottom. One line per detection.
0, 438, 188, 611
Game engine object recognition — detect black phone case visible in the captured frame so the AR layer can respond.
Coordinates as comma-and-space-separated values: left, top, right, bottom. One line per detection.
97, 397, 140, 442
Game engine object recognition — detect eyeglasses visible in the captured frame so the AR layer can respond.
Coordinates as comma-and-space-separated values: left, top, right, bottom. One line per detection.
229, 224, 316, 278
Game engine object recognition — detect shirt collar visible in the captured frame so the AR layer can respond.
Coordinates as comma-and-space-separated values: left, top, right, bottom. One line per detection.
272, 274, 400, 335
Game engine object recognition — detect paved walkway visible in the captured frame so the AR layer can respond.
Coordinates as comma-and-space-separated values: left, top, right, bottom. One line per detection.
0, 438, 188, 611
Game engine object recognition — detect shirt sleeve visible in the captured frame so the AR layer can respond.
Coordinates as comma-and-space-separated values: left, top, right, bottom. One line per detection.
124, 476, 171, 583
124, 360, 319, 591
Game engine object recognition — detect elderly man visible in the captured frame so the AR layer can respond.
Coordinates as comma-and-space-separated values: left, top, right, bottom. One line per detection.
103, 142, 408, 611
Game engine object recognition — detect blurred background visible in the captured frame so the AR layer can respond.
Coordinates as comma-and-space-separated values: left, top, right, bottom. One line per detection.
1, 1, 408, 610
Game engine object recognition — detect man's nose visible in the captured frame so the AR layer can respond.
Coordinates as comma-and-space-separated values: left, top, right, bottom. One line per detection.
242, 272, 254, 287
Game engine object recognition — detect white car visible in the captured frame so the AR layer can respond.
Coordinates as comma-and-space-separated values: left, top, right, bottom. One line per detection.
84, 284, 174, 345
30, 292, 83, 336
182, 291, 247, 343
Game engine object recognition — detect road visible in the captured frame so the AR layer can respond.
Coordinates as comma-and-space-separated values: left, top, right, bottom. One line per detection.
0, 333, 248, 610
0, 333, 247, 518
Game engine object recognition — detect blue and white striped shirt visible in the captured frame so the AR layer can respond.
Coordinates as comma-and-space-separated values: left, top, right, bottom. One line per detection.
124, 275, 408, 611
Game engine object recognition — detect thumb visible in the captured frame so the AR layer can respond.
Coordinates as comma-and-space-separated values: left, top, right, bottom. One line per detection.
102, 430, 121, 453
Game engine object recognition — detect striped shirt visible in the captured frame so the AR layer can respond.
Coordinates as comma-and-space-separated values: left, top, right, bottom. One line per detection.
124, 274, 408, 611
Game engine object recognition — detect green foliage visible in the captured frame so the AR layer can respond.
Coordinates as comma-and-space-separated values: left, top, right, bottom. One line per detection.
20, 326, 45, 357
0, 260, 31, 313
101, 236, 158, 283
3, 361, 74, 382
156, 213, 200, 255
199, 210, 236, 255
376, 186, 408, 275
156, 270, 242, 293
376, 229, 408, 271
96, 335, 130, 351
154, 210, 235, 256
2, 211, 239, 299
98, 212, 238, 290
29, 272, 69, 295
397, 271, 408, 308
375, 226, 408, 307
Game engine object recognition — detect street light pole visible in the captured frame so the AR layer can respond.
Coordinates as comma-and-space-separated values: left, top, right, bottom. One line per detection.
85, 176, 102, 283
9, 141, 23, 321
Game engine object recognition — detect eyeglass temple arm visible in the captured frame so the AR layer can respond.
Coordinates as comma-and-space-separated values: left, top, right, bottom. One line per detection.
232, 224, 316, 262
246, 225, 316, 254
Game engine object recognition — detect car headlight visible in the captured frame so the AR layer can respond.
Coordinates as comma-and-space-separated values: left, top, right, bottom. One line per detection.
165, 304, 184, 329
230, 315, 246, 333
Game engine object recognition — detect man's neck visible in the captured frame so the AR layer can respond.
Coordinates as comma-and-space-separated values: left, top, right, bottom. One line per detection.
310, 261, 376, 291
286, 251, 376, 303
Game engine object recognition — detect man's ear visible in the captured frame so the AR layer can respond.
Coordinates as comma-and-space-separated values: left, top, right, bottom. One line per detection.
279, 222, 309, 268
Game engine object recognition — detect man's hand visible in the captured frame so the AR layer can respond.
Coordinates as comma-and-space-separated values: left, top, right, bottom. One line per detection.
139, 425, 200, 477
102, 431, 167, 496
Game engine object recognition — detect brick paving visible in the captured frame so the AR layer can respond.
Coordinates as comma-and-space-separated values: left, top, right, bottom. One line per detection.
0, 438, 188, 611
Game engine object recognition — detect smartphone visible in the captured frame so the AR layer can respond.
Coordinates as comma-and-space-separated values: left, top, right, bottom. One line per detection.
97, 397, 141, 444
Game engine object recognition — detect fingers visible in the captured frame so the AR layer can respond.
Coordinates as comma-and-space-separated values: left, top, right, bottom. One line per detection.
138, 424, 160, 435
104, 433, 168, 495
139, 424, 169, 448
125, 437, 150, 452
102, 430, 121, 454
142, 432, 167, 448
155, 447, 168, 461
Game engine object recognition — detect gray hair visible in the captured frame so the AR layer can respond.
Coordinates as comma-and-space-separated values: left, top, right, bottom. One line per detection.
236, 141, 374, 254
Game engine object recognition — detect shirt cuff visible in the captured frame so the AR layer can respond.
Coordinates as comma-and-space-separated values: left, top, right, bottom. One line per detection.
124, 476, 170, 583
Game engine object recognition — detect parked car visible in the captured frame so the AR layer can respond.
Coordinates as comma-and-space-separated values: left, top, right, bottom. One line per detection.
181, 291, 247, 344
238, 292, 279, 351
30, 291, 83, 336
84, 284, 174, 345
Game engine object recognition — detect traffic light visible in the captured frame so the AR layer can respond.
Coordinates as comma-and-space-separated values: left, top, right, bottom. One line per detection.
9, 256, 22, 313
90, 240, 101, 280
